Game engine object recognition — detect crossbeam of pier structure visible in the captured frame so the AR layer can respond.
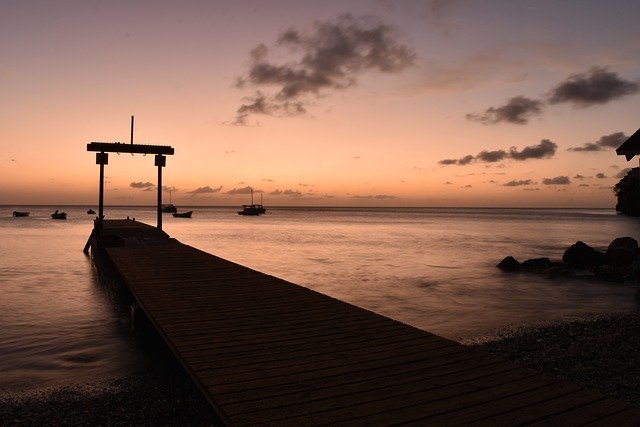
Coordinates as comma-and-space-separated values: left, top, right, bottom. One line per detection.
89, 219, 640, 426
85, 116, 175, 233
86, 142, 175, 155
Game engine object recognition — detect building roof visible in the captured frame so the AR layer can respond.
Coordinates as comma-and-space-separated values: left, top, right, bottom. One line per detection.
616, 128, 640, 161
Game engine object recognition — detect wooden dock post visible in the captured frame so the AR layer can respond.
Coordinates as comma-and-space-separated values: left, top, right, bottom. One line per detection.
155, 154, 166, 230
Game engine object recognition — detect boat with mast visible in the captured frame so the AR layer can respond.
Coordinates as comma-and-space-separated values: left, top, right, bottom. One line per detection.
237, 188, 266, 215
162, 189, 177, 213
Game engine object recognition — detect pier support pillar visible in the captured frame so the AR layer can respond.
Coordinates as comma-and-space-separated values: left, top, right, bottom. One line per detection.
96, 152, 108, 230
155, 155, 166, 230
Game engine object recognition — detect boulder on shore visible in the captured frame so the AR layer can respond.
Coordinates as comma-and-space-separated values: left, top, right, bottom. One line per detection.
562, 241, 606, 267
497, 256, 520, 272
606, 237, 639, 266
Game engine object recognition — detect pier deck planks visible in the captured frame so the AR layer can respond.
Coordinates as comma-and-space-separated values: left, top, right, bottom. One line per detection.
100, 220, 640, 426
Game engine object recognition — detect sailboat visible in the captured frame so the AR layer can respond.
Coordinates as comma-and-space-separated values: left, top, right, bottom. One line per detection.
162, 189, 177, 213
237, 188, 266, 215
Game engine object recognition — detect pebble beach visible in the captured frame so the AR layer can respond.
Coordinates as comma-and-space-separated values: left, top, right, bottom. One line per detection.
2, 311, 639, 425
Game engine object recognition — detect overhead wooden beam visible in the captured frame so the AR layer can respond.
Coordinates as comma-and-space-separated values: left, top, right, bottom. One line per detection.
87, 142, 174, 155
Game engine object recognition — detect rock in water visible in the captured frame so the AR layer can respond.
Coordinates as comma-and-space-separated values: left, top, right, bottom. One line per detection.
606, 237, 639, 266
521, 257, 552, 270
562, 241, 606, 267
497, 256, 520, 271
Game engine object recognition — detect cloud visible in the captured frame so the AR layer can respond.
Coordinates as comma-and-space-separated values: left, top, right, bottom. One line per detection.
438, 158, 459, 165
595, 173, 607, 179
476, 150, 508, 162
187, 186, 223, 194
438, 139, 556, 165
233, 14, 415, 124
466, 96, 543, 125
270, 189, 303, 197
579, 184, 590, 187
351, 194, 398, 199
568, 132, 627, 152
574, 174, 585, 179
548, 67, 639, 107
129, 181, 154, 189
542, 176, 571, 185
509, 139, 557, 160
226, 186, 256, 195
503, 179, 533, 186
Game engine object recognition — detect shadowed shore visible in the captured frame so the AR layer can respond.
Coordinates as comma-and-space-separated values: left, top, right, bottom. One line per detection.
468, 311, 640, 407
0, 358, 221, 426
2, 312, 639, 425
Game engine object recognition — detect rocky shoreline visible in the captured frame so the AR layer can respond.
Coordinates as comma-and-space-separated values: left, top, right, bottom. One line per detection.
469, 311, 640, 407
498, 237, 640, 282
2, 312, 639, 424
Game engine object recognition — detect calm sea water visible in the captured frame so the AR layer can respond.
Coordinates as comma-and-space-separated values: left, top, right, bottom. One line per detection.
1, 205, 639, 394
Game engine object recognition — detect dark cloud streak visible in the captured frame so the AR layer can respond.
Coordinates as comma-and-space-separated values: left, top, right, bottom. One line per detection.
503, 179, 533, 187
234, 14, 415, 125
509, 139, 557, 161
466, 96, 543, 125
568, 132, 627, 152
548, 67, 639, 107
438, 139, 556, 165
130, 181, 154, 189
187, 186, 223, 194
542, 176, 571, 185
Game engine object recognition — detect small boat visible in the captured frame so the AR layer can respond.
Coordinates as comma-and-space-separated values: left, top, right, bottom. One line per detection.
237, 205, 262, 216
13, 211, 29, 217
162, 189, 178, 213
161, 204, 177, 213
87, 209, 96, 214
51, 210, 67, 220
237, 188, 266, 215
172, 211, 193, 218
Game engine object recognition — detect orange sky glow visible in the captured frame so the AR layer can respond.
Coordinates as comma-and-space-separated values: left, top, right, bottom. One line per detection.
2, 1, 640, 207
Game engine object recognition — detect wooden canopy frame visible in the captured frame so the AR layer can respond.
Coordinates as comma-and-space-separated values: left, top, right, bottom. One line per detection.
87, 117, 174, 230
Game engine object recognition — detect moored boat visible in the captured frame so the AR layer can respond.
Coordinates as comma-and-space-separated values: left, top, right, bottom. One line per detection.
162, 189, 177, 213
87, 208, 96, 214
172, 211, 193, 218
237, 188, 266, 216
51, 210, 67, 220
12, 211, 29, 217
237, 205, 262, 216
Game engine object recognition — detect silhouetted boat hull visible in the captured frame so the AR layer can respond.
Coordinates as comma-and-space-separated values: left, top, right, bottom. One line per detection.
87, 209, 96, 214
51, 211, 67, 220
173, 211, 193, 218
237, 205, 263, 216
13, 211, 29, 217
161, 204, 177, 213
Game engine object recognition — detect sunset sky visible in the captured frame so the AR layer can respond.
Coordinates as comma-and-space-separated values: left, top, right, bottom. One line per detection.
2, 0, 640, 207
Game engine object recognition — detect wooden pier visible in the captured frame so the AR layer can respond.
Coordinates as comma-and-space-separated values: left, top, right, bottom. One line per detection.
92, 219, 640, 425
